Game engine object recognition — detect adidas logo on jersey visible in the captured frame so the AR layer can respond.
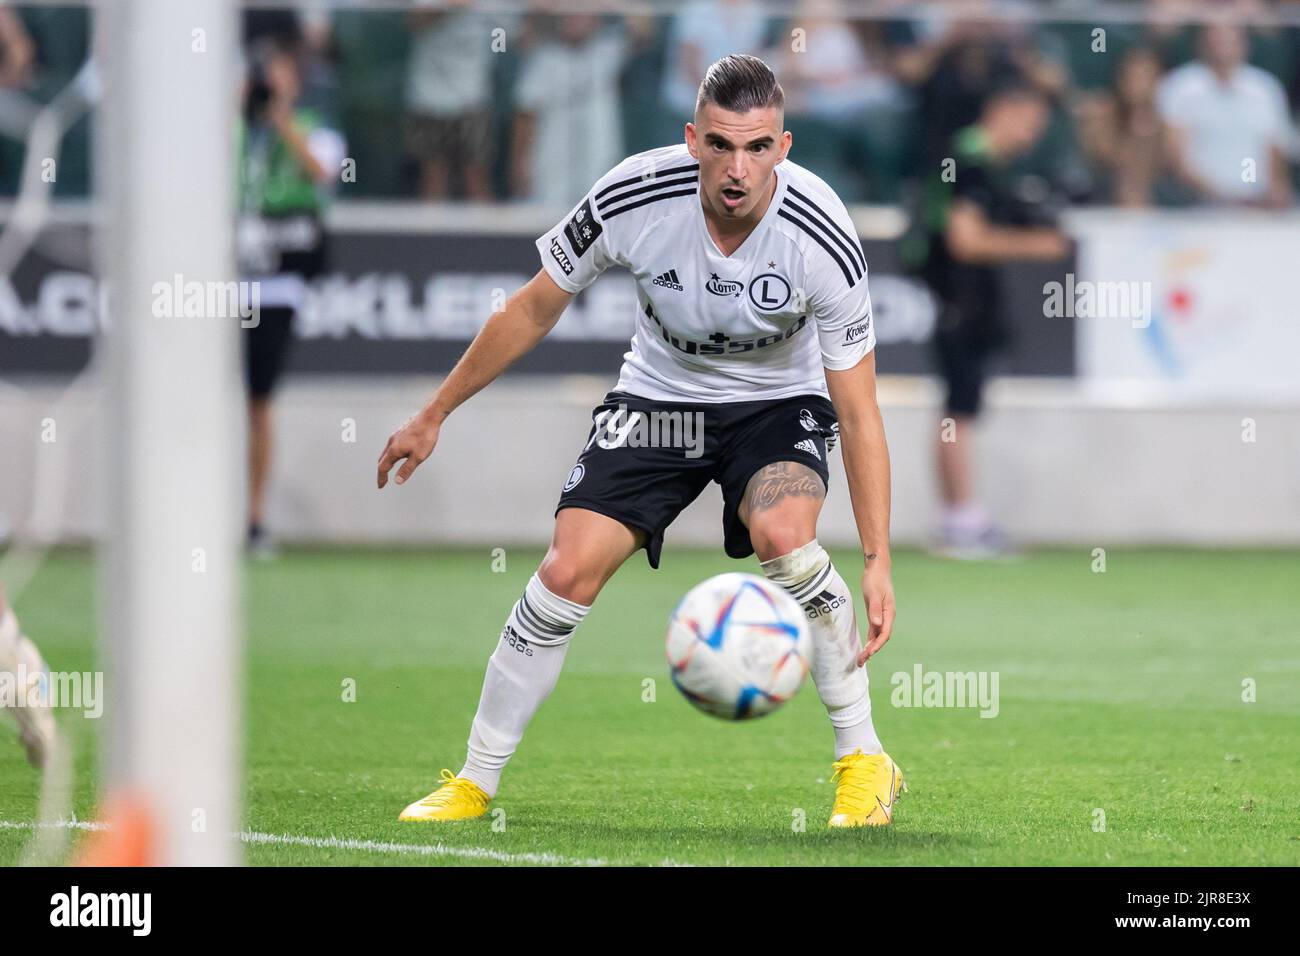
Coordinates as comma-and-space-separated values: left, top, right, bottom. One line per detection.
652, 269, 684, 291
794, 438, 820, 460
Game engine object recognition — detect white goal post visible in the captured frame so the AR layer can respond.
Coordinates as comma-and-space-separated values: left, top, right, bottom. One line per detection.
98, 0, 241, 865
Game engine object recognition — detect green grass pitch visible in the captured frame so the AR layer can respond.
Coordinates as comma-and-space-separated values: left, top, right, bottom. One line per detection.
1, 547, 1297, 866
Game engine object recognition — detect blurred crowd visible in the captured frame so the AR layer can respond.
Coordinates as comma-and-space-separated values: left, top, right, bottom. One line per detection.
2, 1, 1300, 208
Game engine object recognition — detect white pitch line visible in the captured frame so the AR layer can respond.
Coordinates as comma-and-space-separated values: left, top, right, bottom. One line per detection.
239, 830, 611, 867
1, 820, 678, 867
0, 819, 105, 831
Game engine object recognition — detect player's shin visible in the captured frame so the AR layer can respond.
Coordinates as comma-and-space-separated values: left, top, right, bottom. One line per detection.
0, 602, 15, 657
760, 540, 882, 757
0, 602, 57, 768
459, 573, 589, 798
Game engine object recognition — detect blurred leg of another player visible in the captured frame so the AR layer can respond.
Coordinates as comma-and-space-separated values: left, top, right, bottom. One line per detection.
0, 586, 56, 768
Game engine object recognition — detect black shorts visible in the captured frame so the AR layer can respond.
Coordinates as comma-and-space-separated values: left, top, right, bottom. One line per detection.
556, 390, 838, 568
932, 299, 1010, 417
244, 305, 295, 399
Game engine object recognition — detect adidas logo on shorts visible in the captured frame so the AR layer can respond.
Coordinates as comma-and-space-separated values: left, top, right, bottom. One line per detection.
652, 269, 684, 291
794, 438, 820, 460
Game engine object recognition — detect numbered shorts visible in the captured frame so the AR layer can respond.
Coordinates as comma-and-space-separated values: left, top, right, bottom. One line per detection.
556, 390, 838, 568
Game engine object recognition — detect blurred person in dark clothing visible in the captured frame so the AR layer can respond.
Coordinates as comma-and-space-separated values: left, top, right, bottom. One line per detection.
913, 83, 1071, 558
771, 0, 919, 200
244, 6, 341, 127
239, 38, 346, 557
243, 7, 301, 49
898, 13, 1068, 171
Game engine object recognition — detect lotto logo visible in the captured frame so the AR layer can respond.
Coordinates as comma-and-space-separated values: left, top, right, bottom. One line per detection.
706, 273, 743, 297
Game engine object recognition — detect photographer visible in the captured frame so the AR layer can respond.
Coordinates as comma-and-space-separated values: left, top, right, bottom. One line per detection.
914, 82, 1070, 558
239, 37, 345, 557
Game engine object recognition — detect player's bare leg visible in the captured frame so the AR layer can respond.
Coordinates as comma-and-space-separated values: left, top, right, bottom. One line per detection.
399, 508, 643, 821
0, 587, 57, 769
937, 414, 975, 507
935, 415, 1007, 558
742, 461, 903, 826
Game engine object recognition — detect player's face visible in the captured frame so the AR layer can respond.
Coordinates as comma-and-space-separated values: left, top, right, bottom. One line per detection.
686, 104, 791, 221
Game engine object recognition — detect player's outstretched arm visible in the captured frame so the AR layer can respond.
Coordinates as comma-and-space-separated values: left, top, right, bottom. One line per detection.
377, 268, 573, 488
825, 351, 895, 662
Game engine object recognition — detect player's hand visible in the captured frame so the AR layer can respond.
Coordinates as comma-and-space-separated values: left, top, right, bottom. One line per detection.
858, 560, 895, 664
377, 410, 441, 489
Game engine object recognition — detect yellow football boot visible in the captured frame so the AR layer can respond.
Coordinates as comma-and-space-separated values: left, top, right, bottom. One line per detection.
398, 768, 491, 822
828, 750, 906, 828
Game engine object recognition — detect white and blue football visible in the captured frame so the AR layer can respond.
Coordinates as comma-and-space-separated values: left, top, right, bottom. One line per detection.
666, 572, 812, 720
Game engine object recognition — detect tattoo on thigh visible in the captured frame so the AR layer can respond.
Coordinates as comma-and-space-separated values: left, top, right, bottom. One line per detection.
742, 461, 825, 518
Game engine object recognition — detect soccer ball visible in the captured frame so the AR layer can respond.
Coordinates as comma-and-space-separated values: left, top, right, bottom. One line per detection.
666, 572, 812, 720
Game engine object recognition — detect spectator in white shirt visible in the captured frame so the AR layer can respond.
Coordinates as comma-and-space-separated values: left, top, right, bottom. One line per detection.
660, 0, 769, 119
405, 1, 495, 200
511, 15, 626, 206
1157, 23, 1294, 208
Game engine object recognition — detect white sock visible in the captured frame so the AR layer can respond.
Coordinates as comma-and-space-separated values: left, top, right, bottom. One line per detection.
459, 573, 589, 798
761, 541, 883, 758
0, 608, 18, 686
0, 606, 18, 666
942, 501, 990, 537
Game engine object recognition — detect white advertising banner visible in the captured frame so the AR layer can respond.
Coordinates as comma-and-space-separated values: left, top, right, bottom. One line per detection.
1070, 210, 1300, 401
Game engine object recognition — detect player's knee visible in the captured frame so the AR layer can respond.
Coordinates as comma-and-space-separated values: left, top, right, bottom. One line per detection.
748, 522, 816, 563
537, 549, 604, 606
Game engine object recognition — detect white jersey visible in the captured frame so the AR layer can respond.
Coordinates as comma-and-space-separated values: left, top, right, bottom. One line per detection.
535, 143, 875, 403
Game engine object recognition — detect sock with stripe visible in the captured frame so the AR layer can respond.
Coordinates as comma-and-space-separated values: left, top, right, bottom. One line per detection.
760, 540, 883, 758
458, 573, 589, 798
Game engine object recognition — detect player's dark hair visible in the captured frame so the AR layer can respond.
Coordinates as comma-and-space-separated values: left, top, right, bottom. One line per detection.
695, 54, 784, 116
981, 79, 1049, 113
